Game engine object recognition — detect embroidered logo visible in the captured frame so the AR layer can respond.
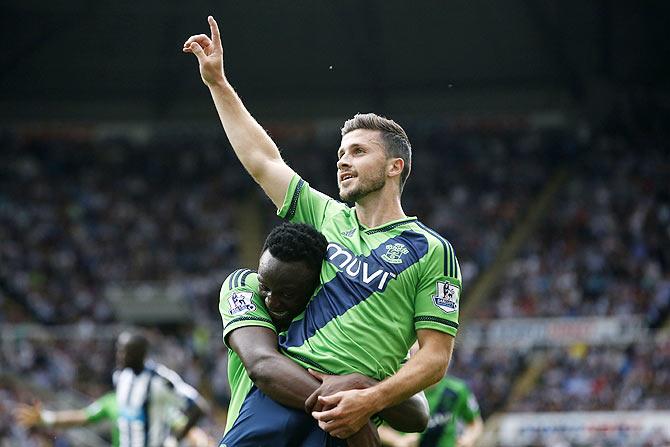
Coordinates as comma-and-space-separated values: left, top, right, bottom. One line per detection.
381, 243, 409, 264
341, 228, 356, 238
228, 291, 256, 315
432, 281, 460, 313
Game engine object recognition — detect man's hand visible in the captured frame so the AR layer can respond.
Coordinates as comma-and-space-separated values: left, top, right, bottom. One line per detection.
305, 369, 376, 413
346, 420, 380, 447
312, 389, 380, 439
183, 16, 226, 87
14, 402, 43, 428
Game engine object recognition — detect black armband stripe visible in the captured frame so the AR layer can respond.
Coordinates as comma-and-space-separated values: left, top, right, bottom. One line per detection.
414, 316, 459, 329
225, 316, 275, 329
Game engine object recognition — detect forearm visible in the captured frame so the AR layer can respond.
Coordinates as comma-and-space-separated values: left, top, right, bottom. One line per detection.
42, 409, 90, 428
208, 82, 289, 187
363, 338, 450, 415
249, 353, 321, 409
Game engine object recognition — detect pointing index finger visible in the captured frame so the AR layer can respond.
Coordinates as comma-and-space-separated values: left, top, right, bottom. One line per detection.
208, 16, 221, 47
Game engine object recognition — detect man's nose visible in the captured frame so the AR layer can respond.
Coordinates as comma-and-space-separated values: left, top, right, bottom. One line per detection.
337, 155, 351, 170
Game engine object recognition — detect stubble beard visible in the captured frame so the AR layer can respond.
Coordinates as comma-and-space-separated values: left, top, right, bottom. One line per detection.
339, 168, 386, 203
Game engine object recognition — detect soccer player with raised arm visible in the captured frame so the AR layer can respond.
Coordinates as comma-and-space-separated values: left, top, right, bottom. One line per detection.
183, 16, 462, 439
15, 334, 213, 447
15, 393, 212, 447
219, 222, 429, 447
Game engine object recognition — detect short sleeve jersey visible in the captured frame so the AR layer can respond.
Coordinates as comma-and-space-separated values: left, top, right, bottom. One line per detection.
218, 269, 277, 434
114, 363, 200, 447
420, 376, 480, 447
277, 175, 461, 380
84, 392, 120, 447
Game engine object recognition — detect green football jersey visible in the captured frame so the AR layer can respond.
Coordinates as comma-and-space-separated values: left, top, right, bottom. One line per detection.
277, 175, 461, 380
218, 268, 277, 434
84, 392, 120, 447
420, 376, 480, 447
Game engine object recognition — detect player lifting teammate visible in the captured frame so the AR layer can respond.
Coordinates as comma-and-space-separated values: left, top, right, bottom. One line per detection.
220, 222, 429, 446
184, 15, 462, 443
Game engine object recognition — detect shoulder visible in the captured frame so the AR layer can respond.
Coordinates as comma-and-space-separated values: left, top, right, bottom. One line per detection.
292, 176, 350, 215
411, 221, 455, 252
411, 221, 459, 278
220, 269, 257, 295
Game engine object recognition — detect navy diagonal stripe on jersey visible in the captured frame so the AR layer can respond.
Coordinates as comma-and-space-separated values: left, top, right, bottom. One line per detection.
279, 230, 429, 348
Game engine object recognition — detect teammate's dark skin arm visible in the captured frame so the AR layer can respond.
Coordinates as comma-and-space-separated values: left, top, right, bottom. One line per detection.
306, 370, 429, 433
174, 402, 205, 442
228, 326, 429, 432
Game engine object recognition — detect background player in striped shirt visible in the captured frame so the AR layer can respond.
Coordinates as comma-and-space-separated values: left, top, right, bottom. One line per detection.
15, 392, 212, 447
220, 222, 429, 446
113, 331, 209, 447
14, 334, 213, 447
184, 15, 461, 440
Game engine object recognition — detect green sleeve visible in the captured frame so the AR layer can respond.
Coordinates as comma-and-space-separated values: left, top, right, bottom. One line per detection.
84, 392, 116, 423
276, 174, 343, 229
459, 386, 480, 423
220, 269, 276, 348
413, 242, 461, 337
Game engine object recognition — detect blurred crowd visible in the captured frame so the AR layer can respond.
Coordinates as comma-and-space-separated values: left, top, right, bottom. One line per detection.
0, 119, 562, 326
511, 339, 670, 413
0, 130, 245, 325
1, 104, 669, 445
482, 132, 670, 322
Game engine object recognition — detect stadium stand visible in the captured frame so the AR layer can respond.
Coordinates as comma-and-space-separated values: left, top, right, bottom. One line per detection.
1, 102, 668, 445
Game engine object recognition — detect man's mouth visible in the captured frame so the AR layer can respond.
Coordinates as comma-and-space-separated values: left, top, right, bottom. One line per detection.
269, 309, 290, 319
339, 173, 355, 183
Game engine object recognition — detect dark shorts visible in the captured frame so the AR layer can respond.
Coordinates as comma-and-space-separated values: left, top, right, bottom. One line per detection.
220, 387, 346, 447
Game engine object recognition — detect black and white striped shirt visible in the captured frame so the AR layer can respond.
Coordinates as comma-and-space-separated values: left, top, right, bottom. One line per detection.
114, 362, 200, 447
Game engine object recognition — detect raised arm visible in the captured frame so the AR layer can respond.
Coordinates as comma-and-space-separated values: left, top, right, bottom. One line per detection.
15, 402, 91, 429
183, 16, 295, 208
312, 329, 454, 438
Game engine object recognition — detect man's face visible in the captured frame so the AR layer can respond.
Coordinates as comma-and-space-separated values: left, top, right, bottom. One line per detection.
337, 129, 389, 203
257, 250, 317, 329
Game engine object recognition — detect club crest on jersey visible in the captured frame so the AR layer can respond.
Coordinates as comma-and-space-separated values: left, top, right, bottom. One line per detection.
228, 291, 256, 315
381, 243, 409, 264
432, 281, 459, 313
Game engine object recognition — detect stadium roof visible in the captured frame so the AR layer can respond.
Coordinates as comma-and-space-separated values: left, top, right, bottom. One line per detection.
1, 0, 668, 121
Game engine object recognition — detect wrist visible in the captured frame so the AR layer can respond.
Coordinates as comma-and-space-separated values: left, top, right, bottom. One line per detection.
360, 386, 386, 415
40, 410, 56, 427
208, 79, 233, 93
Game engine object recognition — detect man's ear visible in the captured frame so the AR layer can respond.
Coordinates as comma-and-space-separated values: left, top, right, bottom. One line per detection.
387, 157, 404, 179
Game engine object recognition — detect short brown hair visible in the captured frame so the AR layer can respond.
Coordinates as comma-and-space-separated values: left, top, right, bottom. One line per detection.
341, 113, 412, 192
